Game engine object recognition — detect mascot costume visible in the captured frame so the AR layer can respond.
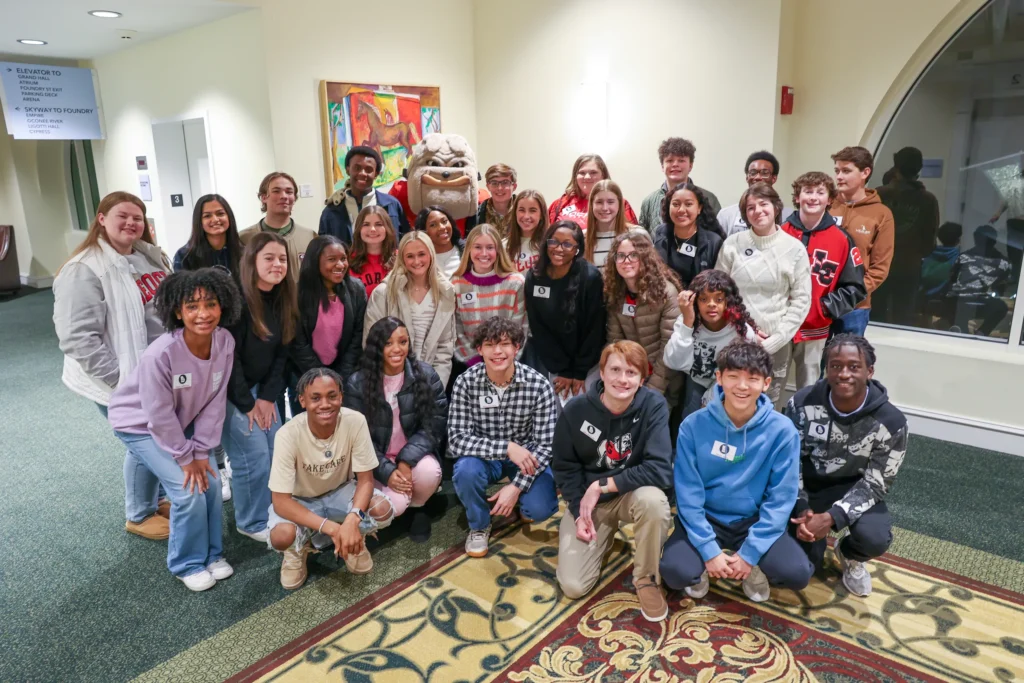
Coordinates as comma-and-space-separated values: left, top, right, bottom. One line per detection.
389, 133, 486, 239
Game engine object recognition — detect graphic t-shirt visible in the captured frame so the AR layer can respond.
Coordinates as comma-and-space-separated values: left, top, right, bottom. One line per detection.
504, 238, 539, 274
268, 409, 379, 498
351, 253, 388, 297
125, 249, 168, 343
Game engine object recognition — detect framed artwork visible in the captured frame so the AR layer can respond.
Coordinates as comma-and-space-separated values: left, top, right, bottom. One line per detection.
319, 81, 441, 195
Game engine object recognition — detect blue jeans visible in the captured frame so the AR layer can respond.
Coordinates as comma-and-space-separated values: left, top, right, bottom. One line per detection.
830, 308, 870, 337
115, 431, 223, 578
221, 387, 281, 534
452, 458, 558, 531
103, 402, 165, 521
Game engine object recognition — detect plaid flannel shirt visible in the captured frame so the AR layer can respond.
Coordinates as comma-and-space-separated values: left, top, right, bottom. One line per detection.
448, 361, 557, 491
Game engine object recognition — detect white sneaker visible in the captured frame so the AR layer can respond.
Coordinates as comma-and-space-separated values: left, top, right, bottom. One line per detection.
684, 571, 710, 599
742, 565, 770, 603
465, 527, 491, 558
239, 527, 270, 545
220, 467, 232, 502
180, 569, 216, 592
835, 543, 872, 596
206, 559, 234, 580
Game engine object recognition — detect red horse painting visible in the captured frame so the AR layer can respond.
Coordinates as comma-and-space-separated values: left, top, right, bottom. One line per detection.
357, 99, 421, 157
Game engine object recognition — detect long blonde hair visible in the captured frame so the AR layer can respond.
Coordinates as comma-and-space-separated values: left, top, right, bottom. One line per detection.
389, 231, 442, 311
61, 191, 147, 271
453, 224, 516, 277
584, 180, 629, 262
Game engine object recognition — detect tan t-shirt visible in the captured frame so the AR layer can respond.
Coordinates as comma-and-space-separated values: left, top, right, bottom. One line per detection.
269, 409, 379, 498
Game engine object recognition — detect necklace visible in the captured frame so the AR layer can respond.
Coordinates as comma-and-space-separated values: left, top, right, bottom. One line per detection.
490, 369, 515, 388
311, 432, 334, 460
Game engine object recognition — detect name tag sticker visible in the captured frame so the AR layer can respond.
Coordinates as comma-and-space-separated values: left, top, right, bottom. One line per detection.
809, 421, 829, 440
622, 303, 636, 317
742, 246, 759, 260
834, 215, 843, 226
461, 291, 478, 305
212, 371, 223, 390
479, 394, 499, 409
581, 420, 602, 441
173, 373, 192, 389
678, 243, 697, 257
711, 440, 737, 461
534, 285, 550, 299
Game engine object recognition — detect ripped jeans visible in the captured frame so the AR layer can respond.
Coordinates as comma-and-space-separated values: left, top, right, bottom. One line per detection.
267, 479, 393, 551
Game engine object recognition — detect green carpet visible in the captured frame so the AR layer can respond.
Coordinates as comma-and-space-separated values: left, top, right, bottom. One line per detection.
1, 290, 1022, 682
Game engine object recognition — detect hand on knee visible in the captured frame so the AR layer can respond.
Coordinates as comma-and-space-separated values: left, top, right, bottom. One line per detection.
270, 524, 296, 551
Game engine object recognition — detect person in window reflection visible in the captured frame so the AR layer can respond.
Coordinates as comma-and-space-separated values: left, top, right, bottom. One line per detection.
940, 224, 1011, 337
918, 222, 962, 324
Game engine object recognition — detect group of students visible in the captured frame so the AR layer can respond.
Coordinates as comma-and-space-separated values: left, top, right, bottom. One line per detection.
50, 136, 907, 607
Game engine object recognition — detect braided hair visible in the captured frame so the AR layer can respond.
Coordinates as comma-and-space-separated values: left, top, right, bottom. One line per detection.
296, 367, 344, 396
359, 317, 437, 434
824, 333, 876, 367
687, 269, 758, 337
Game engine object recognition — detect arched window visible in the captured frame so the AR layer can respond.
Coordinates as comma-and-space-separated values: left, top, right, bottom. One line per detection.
67, 140, 100, 231
870, 0, 1024, 343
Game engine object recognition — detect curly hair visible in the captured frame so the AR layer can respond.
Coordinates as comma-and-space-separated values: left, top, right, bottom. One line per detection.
155, 267, 242, 332
791, 171, 837, 207
661, 181, 725, 239
825, 333, 876, 367
473, 315, 526, 349
360, 317, 437, 435
602, 231, 680, 307
687, 269, 758, 337
533, 220, 586, 328
296, 367, 343, 396
657, 137, 696, 163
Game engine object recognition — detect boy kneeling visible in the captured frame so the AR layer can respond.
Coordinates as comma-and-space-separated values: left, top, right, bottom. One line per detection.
660, 340, 813, 602
268, 368, 394, 589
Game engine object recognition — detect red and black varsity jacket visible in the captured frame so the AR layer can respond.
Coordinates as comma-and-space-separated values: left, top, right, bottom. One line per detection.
781, 212, 867, 342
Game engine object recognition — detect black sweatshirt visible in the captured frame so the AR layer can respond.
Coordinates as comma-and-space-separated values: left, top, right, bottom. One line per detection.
552, 382, 673, 518
227, 289, 289, 412
524, 260, 606, 380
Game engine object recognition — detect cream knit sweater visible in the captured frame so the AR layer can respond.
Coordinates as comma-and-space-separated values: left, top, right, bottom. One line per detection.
715, 228, 811, 355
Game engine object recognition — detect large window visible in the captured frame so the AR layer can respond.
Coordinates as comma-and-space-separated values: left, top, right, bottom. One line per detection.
870, 0, 1024, 343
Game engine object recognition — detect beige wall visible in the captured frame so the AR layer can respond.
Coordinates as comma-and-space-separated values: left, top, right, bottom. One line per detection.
259, 0, 478, 230
472, 0, 783, 216
91, 10, 276, 252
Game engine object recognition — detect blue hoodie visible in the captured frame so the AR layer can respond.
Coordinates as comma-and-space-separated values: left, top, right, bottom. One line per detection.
674, 386, 800, 566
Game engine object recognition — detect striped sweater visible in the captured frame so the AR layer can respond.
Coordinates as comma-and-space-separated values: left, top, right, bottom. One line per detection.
451, 270, 528, 363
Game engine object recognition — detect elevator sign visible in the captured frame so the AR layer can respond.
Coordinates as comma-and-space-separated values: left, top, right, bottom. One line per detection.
0, 62, 103, 140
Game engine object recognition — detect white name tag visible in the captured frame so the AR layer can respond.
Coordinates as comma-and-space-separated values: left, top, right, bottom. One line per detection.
212, 371, 223, 390
580, 420, 602, 441
809, 421, 829, 440
742, 246, 759, 260
479, 394, 499, 409
711, 440, 737, 461
533, 285, 550, 299
173, 373, 192, 389
622, 303, 636, 317
678, 243, 697, 257
461, 291, 478, 305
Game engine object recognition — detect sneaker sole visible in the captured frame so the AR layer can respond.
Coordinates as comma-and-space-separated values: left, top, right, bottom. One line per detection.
125, 522, 169, 541
180, 577, 216, 592
684, 588, 709, 600
345, 564, 373, 575
841, 574, 871, 597
465, 548, 488, 558
640, 607, 668, 622
281, 574, 307, 590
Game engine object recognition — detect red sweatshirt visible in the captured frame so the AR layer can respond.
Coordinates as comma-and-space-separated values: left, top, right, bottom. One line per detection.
781, 212, 867, 342
350, 253, 388, 298
389, 179, 489, 239
547, 194, 638, 232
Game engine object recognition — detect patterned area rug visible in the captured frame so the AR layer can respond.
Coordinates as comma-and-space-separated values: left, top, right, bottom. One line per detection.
229, 519, 1024, 683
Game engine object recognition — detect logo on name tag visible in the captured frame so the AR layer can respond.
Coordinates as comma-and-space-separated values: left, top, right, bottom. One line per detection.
534, 285, 550, 299
581, 420, 601, 441
461, 291, 477, 304
622, 303, 636, 317
711, 440, 737, 461
174, 373, 192, 389
809, 421, 829, 440
678, 243, 697, 257
743, 247, 758, 259
479, 394, 499, 409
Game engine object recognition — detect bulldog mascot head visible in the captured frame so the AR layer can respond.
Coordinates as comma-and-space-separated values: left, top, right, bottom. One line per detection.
406, 133, 479, 220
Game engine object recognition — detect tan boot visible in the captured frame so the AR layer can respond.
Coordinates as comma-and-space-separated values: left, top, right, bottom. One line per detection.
280, 543, 316, 590
156, 500, 171, 518
635, 578, 668, 622
125, 515, 169, 540
344, 548, 373, 575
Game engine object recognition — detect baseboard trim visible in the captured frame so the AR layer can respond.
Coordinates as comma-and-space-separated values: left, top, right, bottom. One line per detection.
897, 404, 1024, 457
19, 274, 53, 288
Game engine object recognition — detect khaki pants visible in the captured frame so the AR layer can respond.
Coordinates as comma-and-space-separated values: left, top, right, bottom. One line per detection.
767, 342, 793, 410
774, 338, 826, 406
556, 486, 672, 599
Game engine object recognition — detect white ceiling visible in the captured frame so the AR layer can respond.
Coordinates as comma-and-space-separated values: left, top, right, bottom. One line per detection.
0, 0, 255, 60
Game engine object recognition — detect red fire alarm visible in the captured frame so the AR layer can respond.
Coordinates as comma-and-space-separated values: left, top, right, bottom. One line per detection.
781, 86, 794, 115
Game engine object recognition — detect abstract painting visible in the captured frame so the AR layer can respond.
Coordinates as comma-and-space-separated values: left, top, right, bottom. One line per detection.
319, 81, 441, 195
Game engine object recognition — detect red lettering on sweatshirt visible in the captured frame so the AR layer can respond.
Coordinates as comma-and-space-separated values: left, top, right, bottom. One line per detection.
136, 270, 166, 304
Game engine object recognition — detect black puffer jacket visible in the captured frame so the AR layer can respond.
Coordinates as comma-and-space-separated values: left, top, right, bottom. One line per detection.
343, 359, 448, 484
292, 276, 366, 382
652, 224, 723, 288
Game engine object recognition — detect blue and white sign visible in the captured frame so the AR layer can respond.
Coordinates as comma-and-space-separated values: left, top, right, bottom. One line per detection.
0, 62, 103, 140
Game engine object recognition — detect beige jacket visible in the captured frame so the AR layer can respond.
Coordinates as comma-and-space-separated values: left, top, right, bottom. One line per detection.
364, 271, 457, 385
606, 281, 681, 394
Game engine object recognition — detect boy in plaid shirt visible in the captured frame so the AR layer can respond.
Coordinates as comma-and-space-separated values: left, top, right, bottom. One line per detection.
449, 317, 559, 557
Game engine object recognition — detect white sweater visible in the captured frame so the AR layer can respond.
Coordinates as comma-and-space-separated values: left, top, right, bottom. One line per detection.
714, 228, 811, 355
663, 318, 758, 388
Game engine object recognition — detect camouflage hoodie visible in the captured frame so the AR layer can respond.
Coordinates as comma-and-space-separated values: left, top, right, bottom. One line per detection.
784, 379, 907, 529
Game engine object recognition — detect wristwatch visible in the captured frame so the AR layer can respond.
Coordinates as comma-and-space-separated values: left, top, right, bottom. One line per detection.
348, 508, 368, 522
599, 478, 610, 494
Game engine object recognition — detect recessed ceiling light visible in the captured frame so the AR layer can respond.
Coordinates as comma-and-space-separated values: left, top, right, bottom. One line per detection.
89, 10, 122, 18
17, 39, 48, 46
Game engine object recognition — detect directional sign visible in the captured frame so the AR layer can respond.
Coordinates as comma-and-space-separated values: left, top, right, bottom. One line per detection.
0, 62, 103, 139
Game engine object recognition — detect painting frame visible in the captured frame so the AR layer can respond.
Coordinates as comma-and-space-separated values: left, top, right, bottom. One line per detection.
318, 80, 442, 197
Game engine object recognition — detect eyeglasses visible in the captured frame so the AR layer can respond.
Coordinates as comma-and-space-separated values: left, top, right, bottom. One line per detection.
488, 180, 514, 189
746, 169, 774, 179
614, 252, 639, 263
547, 239, 578, 251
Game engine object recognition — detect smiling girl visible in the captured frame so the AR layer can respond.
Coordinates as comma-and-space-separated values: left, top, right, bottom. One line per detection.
174, 194, 242, 277
652, 181, 725, 289
504, 190, 548, 274
584, 180, 636, 267
415, 205, 463, 280
549, 154, 638, 231
349, 206, 398, 297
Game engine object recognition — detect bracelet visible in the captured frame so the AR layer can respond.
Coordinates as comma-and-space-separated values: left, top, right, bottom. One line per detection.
318, 518, 329, 534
